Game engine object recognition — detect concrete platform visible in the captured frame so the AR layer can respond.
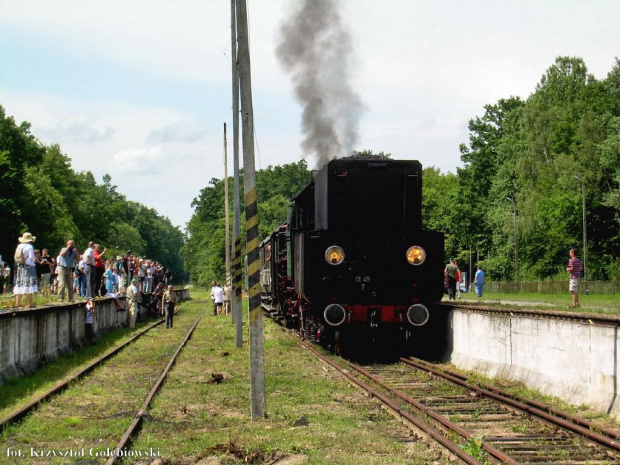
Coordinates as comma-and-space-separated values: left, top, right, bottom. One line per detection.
0, 288, 190, 385
449, 306, 620, 419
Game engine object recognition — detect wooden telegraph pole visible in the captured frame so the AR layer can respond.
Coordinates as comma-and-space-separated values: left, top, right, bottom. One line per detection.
231, 0, 243, 349
235, 0, 265, 419
224, 123, 231, 309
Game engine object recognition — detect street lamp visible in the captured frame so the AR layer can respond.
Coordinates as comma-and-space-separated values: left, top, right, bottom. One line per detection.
506, 197, 518, 282
574, 175, 587, 287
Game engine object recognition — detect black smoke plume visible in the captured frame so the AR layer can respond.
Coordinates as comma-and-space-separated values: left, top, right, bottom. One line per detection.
276, 0, 364, 167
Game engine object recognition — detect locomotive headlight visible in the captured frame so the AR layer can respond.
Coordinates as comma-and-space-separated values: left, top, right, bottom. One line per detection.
406, 246, 426, 265
325, 245, 345, 265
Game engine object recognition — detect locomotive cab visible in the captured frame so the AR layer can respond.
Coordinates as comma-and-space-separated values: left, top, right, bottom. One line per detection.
291, 158, 445, 348
260, 157, 445, 353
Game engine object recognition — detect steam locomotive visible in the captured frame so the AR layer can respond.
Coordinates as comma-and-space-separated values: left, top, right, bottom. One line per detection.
259, 157, 445, 352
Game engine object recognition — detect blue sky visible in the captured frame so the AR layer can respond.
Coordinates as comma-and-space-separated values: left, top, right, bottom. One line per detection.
1, 0, 619, 228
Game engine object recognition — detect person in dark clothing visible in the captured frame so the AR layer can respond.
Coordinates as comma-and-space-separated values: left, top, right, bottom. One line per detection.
161, 285, 178, 328
38, 248, 54, 299
444, 259, 458, 301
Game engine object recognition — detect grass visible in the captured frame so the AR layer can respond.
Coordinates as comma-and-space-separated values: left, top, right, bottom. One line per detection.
1, 293, 454, 464
0, 304, 209, 463
0, 318, 159, 419
0, 291, 87, 310
130, 292, 450, 464
459, 436, 487, 462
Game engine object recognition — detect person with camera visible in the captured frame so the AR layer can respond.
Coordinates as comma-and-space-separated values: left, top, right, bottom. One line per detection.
57, 239, 79, 302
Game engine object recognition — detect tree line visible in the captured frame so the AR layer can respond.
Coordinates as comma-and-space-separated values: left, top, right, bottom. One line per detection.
435, 56, 620, 281
182, 161, 312, 286
0, 106, 185, 281
6, 54, 617, 287
186, 56, 620, 285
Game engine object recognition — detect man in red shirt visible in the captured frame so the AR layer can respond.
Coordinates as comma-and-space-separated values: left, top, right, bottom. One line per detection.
93, 244, 107, 297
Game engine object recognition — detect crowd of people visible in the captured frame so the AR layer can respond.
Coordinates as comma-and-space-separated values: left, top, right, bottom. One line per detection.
3, 233, 173, 309
1, 231, 188, 350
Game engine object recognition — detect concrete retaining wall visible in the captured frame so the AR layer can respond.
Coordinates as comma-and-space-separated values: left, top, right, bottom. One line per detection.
449, 308, 620, 419
0, 299, 127, 384
0, 288, 190, 385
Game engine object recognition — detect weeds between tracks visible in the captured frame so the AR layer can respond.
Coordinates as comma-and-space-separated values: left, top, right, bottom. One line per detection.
130, 292, 449, 464
0, 318, 160, 420
2, 292, 452, 464
0, 303, 203, 463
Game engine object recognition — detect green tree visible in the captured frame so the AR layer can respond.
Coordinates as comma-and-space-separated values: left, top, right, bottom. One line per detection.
0, 106, 186, 280
0, 106, 46, 262
183, 161, 312, 286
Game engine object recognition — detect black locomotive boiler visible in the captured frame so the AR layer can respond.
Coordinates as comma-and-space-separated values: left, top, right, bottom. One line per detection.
259, 157, 445, 352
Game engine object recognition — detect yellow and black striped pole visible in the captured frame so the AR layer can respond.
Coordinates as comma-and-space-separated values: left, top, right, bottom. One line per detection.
245, 188, 261, 323
233, 235, 242, 348
236, 0, 265, 419
230, 0, 243, 348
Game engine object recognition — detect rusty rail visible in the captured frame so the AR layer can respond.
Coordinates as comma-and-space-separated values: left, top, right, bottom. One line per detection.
411, 356, 620, 441
401, 357, 620, 452
105, 309, 205, 465
300, 342, 484, 465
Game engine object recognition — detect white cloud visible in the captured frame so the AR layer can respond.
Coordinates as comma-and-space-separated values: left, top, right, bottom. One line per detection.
359, 116, 468, 172
112, 146, 164, 172
0, 90, 217, 227
0, 0, 231, 84
39, 116, 115, 143
147, 121, 207, 144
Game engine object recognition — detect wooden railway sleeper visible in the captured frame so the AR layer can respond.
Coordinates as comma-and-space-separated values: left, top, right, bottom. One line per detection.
401, 357, 620, 453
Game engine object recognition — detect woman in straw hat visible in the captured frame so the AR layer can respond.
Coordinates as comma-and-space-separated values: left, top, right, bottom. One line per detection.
14, 232, 38, 308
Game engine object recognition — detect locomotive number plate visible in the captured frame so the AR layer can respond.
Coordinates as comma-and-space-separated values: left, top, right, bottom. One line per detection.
355, 276, 371, 290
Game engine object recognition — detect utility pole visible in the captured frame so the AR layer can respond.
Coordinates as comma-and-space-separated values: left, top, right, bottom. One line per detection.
224, 123, 231, 309
574, 175, 588, 291
236, 0, 265, 419
506, 197, 518, 283
231, 0, 242, 348
469, 245, 472, 293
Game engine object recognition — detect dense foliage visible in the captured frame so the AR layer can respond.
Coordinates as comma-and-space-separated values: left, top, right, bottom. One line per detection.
0, 106, 185, 280
425, 56, 620, 281
182, 161, 312, 286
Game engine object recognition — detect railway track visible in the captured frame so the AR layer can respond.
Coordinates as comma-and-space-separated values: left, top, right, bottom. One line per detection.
301, 342, 620, 464
1, 303, 203, 464
0, 317, 164, 430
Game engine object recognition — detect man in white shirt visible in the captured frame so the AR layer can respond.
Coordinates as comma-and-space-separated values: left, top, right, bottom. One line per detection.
83, 242, 96, 298
211, 282, 225, 316
126, 278, 140, 328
